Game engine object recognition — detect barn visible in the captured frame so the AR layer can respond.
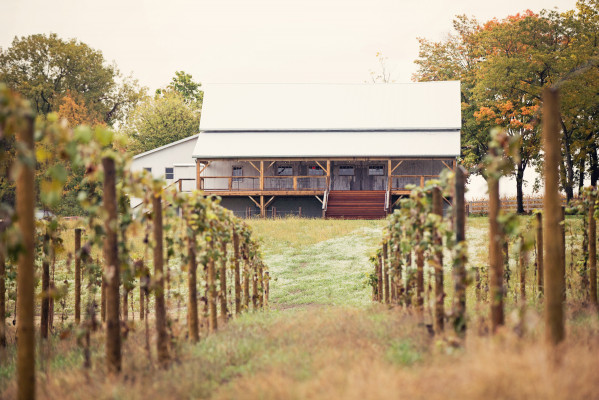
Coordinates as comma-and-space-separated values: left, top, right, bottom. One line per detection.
192, 82, 461, 218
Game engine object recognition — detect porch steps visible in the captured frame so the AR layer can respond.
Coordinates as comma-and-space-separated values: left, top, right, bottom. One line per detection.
325, 190, 387, 219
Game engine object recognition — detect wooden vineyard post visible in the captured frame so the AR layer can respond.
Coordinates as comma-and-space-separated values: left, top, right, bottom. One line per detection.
0, 227, 5, 347
16, 117, 35, 400
405, 252, 413, 306
389, 242, 397, 303
207, 239, 217, 331
152, 191, 170, 365
139, 277, 145, 320
243, 246, 250, 310
394, 243, 402, 304
453, 166, 467, 335
589, 190, 597, 306
376, 253, 383, 302
258, 263, 264, 308
252, 261, 258, 309
74, 228, 82, 325
519, 236, 527, 302
233, 232, 241, 315
561, 206, 566, 301
488, 159, 504, 333
432, 187, 444, 334
264, 271, 270, 308
220, 241, 228, 324
536, 212, 544, 296
103, 157, 121, 374
383, 242, 390, 304
41, 231, 50, 339
188, 236, 199, 342
416, 247, 424, 313
543, 87, 565, 347
101, 242, 107, 324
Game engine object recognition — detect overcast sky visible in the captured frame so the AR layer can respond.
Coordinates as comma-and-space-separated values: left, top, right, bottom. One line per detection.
2, 0, 579, 92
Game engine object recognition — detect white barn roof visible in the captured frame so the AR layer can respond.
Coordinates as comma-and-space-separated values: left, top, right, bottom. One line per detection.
193, 82, 461, 159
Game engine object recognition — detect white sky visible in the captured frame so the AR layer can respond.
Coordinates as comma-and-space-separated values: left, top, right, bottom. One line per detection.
1, 0, 579, 199
1, 0, 578, 92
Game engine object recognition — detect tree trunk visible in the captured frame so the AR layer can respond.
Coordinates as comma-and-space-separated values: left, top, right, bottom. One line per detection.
516, 162, 526, 214
16, 118, 35, 400
103, 157, 121, 374
187, 236, 199, 342
489, 174, 504, 333
561, 119, 575, 202
152, 193, 170, 365
544, 88, 565, 347
590, 146, 599, 187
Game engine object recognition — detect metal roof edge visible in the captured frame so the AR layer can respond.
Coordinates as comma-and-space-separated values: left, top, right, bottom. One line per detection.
132, 134, 200, 159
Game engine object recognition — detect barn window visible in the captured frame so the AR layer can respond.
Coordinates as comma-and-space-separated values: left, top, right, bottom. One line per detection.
339, 166, 354, 176
165, 167, 174, 180
232, 166, 243, 182
308, 165, 324, 176
369, 165, 384, 176
144, 167, 152, 173
277, 166, 293, 176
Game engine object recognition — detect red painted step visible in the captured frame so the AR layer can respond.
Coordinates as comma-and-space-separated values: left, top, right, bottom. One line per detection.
325, 190, 387, 219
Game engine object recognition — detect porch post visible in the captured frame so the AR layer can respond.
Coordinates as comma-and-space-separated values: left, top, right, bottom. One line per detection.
260, 161, 264, 192
196, 159, 201, 190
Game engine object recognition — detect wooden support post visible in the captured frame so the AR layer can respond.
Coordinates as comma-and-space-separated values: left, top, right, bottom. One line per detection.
489, 160, 504, 333
327, 160, 331, 188
377, 253, 383, 302
103, 157, 122, 374
260, 195, 265, 218
590, 190, 597, 306
260, 161, 264, 191
561, 206, 566, 301
152, 191, 169, 364
536, 212, 544, 296
178, 179, 183, 192
416, 247, 424, 312
75, 228, 82, 325
16, 117, 36, 400
220, 241, 228, 324
293, 176, 297, 191
207, 238, 217, 331
196, 159, 202, 190
543, 87, 565, 347
383, 242, 390, 304
243, 246, 250, 310
0, 226, 5, 348
233, 232, 241, 315
519, 236, 527, 302
387, 160, 392, 193
420, 175, 424, 187
252, 261, 258, 309
41, 231, 50, 339
188, 236, 199, 342
432, 187, 444, 334
265, 271, 270, 308
455, 173, 471, 317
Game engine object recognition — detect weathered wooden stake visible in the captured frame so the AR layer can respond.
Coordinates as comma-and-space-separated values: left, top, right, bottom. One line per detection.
561, 206, 566, 301
207, 239, 217, 331
432, 187, 444, 333
16, 117, 35, 400
41, 231, 50, 339
416, 247, 424, 312
453, 166, 467, 335
0, 228, 5, 347
536, 212, 544, 296
242, 245, 250, 310
383, 242, 390, 304
74, 228, 82, 325
376, 253, 383, 302
152, 191, 170, 365
488, 162, 504, 333
220, 241, 228, 323
103, 157, 121, 374
519, 236, 527, 302
188, 235, 199, 342
589, 190, 597, 306
233, 231, 241, 315
252, 261, 258, 309
543, 87, 565, 347
265, 271, 270, 308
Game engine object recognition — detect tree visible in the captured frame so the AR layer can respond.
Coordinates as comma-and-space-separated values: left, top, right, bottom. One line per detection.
156, 71, 203, 107
123, 91, 201, 154
0, 33, 144, 126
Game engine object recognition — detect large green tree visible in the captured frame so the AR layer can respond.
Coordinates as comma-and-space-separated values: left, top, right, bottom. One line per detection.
0, 33, 145, 125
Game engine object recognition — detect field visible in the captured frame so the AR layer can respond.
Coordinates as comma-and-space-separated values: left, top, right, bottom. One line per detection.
1, 217, 599, 399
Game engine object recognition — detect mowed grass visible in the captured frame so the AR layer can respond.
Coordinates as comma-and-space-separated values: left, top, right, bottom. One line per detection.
2, 216, 599, 400
248, 218, 384, 306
